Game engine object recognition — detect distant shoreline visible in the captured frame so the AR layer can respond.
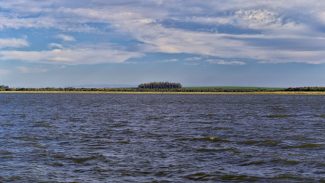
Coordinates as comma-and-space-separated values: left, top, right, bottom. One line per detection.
1, 91, 325, 95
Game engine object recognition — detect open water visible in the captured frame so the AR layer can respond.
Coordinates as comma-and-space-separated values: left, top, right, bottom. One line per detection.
0, 94, 324, 182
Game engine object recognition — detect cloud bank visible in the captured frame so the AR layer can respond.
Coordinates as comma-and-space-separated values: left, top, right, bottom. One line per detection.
0, 0, 325, 64
0, 38, 29, 48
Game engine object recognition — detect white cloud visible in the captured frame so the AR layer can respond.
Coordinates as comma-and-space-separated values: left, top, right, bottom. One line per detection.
159, 58, 179, 63
17, 66, 48, 74
48, 43, 64, 49
58, 6, 325, 64
0, 38, 29, 48
317, 11, 325, 24
207, 59, 246, 65
1, 0, 325, 64
57, 34, 76, 42
184, 16, 233, 25
0, 46, 143, 65
236, 9, 280, 24
0, 15, 55, 30
0, 69, 10, 76
255, 49, 325, 64
61, 8, 248, 56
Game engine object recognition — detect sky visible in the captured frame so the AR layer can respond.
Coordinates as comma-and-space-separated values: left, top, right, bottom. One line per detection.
1, 0, 325, 87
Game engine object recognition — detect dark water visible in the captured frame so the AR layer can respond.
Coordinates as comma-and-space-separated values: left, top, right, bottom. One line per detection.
0, 94, 324, 182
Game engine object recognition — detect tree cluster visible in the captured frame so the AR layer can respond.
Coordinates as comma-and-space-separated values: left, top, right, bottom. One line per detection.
0, 85, 9, 91
285, 87, 325, 91
138, 82, 182, 89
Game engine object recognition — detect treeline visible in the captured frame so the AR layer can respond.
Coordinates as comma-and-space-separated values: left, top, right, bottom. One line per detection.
175, 87, 280, 92
0, 85, 9, 91
5, 87, 138, 92
1, 84, 325, 92
285, 87, 325, 91
0, 86, 281, 92
138, 82, 182, 89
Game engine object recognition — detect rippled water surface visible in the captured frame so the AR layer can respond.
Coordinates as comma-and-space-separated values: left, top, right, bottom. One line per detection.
0, 94, 324, 182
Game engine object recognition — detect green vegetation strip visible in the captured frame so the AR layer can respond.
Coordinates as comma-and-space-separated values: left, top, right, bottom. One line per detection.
1, 84, 325, 94
1, 91, 325, 95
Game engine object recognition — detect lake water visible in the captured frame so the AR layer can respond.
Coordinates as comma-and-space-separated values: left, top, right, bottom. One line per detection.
0, 94, 324, 182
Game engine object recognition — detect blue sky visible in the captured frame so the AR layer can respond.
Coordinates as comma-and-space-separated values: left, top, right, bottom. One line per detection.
1, 0, 325, 87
